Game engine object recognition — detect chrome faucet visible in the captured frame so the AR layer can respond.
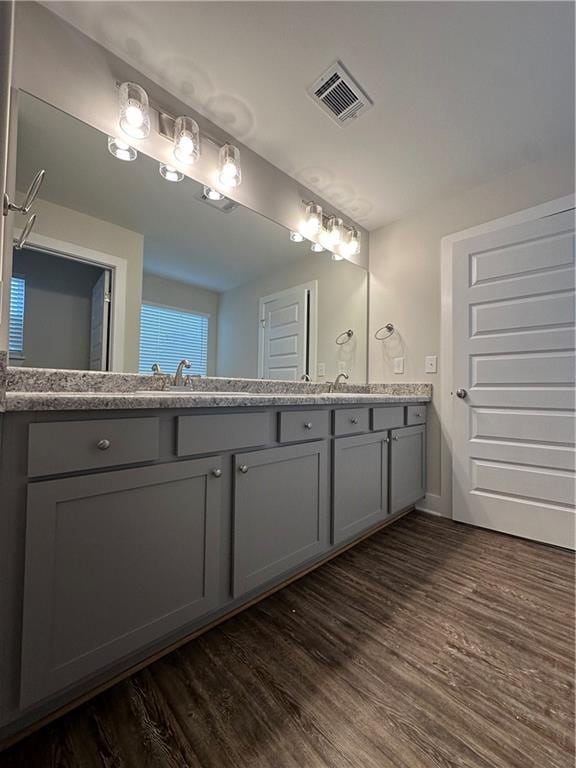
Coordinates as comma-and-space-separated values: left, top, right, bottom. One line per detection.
173, 359, 191, 387
329, 372, 349, 392
300, 373, 312, 382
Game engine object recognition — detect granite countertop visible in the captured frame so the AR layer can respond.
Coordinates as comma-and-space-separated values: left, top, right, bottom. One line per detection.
1, 366, 432, 412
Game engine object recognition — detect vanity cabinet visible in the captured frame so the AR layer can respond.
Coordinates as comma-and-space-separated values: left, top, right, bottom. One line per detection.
332, 432, 390, 545
390, 424, 426, 515
20, 457, 222, 708
232, 442, 329, 597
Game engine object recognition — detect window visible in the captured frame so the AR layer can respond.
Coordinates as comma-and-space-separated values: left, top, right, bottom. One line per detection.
9, 276, 25, 356
139, 303, 209, 375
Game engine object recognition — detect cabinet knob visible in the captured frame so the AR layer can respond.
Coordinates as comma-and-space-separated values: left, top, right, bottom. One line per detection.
211, 468, 222, 478
304, 422, 313, 430
393, 435, 399, 441
384, 437, 390, 443
350, 417, 359, 424
239, 464, 249, 474
96, 439, 111, 451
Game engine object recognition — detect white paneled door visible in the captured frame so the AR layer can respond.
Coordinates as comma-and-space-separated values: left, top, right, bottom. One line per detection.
452, 209, 575, 548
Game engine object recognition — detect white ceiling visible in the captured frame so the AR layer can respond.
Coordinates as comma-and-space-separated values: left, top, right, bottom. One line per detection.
42, 1, 574, 231
17, 93, 344, 292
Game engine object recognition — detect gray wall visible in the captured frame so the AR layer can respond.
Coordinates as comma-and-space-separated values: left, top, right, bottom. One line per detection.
142, 273, 219, 376
11, 248, 102, 370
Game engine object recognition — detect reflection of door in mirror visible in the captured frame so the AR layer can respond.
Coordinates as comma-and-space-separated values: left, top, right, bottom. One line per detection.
9, 247, 111, 371
258, 282, 317, 381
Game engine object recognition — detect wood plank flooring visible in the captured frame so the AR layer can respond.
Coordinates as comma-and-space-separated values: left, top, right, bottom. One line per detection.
0, 512, 574, 768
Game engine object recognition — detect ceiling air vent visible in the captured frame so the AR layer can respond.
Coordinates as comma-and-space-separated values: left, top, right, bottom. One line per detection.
307, 61, 373, 127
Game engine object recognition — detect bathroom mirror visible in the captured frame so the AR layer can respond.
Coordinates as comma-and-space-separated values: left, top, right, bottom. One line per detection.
10, 93, 367, 382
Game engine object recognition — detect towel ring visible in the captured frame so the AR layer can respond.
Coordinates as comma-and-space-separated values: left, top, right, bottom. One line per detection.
374, 323, 395, 341
335, 329, 354, 346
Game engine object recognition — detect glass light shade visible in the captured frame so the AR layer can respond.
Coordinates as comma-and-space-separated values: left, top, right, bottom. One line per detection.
204, 186, 225, 201
159, 163, 184, 182
173, 116, 200, 164
119, 82, 150, 139
311, 242, 325, 253
326, 216, 345, 247
107, 136, 137, 161
341, 227, 361, 257
218, 144, 241, 187
303, 202, 323, 237
290, 231, 305, 243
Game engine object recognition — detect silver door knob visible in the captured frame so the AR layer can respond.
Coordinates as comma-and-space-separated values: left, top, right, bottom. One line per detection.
456, 388, 468, 399
239, 464, 249, 474
96, 439, 111, 451
304, 422, 313, 430
211, 468, 222, 478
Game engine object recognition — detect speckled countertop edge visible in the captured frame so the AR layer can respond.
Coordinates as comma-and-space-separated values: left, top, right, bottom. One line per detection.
5, 390, 431, 412
0, 352, 6, 412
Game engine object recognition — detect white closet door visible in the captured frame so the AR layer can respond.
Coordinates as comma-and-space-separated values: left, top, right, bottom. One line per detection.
89, 270, 110, 371
452, 209, 575, 548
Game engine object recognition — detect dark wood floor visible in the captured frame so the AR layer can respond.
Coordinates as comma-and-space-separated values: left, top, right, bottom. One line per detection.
1, 512, 574, 768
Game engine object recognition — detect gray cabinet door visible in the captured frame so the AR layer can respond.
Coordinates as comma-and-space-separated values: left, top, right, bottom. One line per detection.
20, 458, 222, 708
233, 442, 329, 597
390, 425, 426, 514
333, 432, 390, 545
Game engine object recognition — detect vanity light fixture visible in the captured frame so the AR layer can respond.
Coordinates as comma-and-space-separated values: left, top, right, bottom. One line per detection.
173, 116, 200, 165
159, 163, 184, 182
341, 227, 361, 258
218, 143, 242, 187
289, 231, 305, 243
302, 202, 323, 237
119, 82, 150, 140
311, 242, 325, 253
325, 216, 345, 248
107, 136, 137, 161
203, 186, 225, 201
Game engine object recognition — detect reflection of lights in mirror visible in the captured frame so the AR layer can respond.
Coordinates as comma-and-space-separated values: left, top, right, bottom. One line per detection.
203, 186, 225, 201
107, 136, 137, 161
311, 242, 325, 253
289, 231, 305, 243
119, 82, 150, 140
331, 252, 344, 262
173, 116, 200, 165
302, 202, 323, 237
218, 144, 242, 187
159, 163, 184, 182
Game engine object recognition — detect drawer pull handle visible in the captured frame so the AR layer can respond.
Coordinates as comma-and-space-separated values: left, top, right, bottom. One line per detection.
211, 468, 222, 478
239, 464, 249, 474
96, 439, 111, 451
304, 422, 313, 430
350, 417, 359, 424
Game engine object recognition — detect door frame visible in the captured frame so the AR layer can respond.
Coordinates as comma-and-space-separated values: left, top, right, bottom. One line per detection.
439, 193, 575, 519
11, 228, 127, 371
257, 280, 318, 380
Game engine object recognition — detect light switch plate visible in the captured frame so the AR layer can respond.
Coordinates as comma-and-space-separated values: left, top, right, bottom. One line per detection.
425, 355, 438, 374
393, 357, 404, 374
317, 362, 326, 378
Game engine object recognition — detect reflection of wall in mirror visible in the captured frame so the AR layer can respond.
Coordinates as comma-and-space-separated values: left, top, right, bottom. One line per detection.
217, 254, 368, 382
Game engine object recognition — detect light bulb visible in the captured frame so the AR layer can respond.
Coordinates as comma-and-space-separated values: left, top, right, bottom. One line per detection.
311, 242, 325, 253
290, 231, 304, 243
326, 216, 345, 247
173, 116, 200, 165
303, 202, 323, 237
108, 136, 137, 161
204, 186, 225, 201
218, 144, 241, 187
119, 82, 150, 139
159, 163, 184, 182
341, 227, 361, 257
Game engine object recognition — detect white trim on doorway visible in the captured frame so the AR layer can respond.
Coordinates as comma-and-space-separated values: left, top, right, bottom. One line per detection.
11, 229, 128, 371
439, 193, 575, 520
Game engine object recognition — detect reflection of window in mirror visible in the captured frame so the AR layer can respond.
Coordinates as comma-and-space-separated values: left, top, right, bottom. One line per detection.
139, 303, 209, 376
8, 275, 26, 362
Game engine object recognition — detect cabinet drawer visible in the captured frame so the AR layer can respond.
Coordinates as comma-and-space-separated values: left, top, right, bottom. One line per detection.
178, 411, 274, 456
279, 409, 330, 443
372, 406, 405, 431
407, 405, 427, 425
28, 418, 159, 478
333, 407, 370, 436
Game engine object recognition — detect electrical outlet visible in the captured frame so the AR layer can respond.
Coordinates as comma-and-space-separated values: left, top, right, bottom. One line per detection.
317, 362, 326, 378
425, 355, 438, 374
393, 357, 404, 374
338, 361, 347, 374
